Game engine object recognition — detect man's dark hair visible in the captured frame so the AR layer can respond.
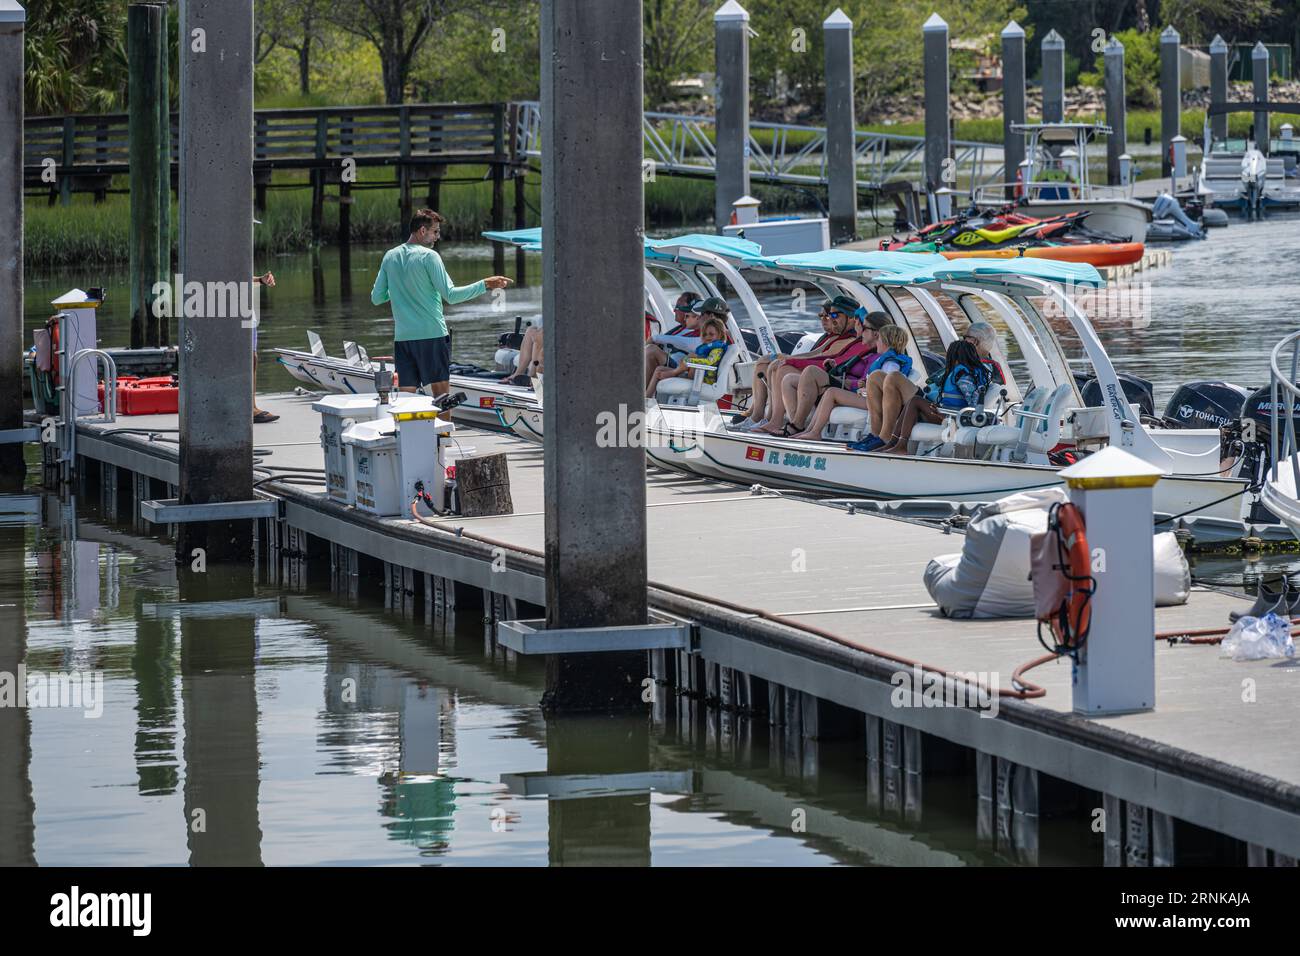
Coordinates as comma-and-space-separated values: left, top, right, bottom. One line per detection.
676, 291, 701, 307
409, 208, 443, 235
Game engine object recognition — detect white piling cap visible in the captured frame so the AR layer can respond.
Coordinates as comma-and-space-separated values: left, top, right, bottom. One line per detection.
1042, 29, 1064, 48
1160, 25, 1180, 42
824, 8, 852, 30
1253, 41, 1269, 58
1000, 20, 1024, 39
922, 13, 947, 33
1059, 446, 1167, 489
1209, 35, 1228, 55
715, 0, 748, 22
51, 288, 100, 308
1105, 35, 1124, 53
1171, 134, 1187, 142
0, 1, 25, 23
732, 194, 760, 207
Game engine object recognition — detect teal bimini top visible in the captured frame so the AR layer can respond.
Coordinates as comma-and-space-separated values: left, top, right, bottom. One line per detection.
482, 228, 764, 265
371, 243, 487, 341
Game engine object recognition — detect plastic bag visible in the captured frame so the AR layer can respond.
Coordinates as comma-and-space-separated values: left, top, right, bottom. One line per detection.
1220, 613, 1296, 661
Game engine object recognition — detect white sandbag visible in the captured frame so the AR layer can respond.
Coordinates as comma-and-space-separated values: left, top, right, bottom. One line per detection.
925, 490, 1190, 618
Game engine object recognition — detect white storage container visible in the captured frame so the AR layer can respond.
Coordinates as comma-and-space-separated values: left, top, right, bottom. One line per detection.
343, 419, 402, 516
341, 396, 454, 516
313, 394, 386, 504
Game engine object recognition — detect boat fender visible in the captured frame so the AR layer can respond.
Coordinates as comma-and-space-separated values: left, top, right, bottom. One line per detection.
1030, 501, 1094, 657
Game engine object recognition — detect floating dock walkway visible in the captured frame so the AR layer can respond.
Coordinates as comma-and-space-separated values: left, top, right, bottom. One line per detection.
60, 391, 1300, 866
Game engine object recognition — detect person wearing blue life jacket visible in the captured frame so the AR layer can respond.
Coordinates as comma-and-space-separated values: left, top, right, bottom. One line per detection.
852, 320, 1003, 453
644, 291, 702, 388
880, 338, 991, 455
791, 321, 906, 440
646, 309, 729, 398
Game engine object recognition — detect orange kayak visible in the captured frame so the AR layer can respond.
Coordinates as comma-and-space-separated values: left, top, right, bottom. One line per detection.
936, 242, 1145, 267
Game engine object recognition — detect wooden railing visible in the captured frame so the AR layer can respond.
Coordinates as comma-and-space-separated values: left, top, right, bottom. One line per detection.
23, 102, 516, 178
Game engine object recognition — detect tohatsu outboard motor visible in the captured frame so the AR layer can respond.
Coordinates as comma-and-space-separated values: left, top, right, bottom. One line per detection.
1161, 381, 1250, 430
1074, 372, 1156, 419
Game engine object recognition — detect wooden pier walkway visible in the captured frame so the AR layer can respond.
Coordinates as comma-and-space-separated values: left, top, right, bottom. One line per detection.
64, 391, 1300, 863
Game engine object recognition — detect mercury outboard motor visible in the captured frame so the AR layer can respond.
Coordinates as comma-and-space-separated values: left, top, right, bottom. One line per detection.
1074, 372, 1156, 418
1233, 383, 1300, 521
1161, 381, 1250, 430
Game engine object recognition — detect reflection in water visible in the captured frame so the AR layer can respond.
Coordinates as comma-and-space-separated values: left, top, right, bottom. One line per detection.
178, 566, 264, 866
0, 521, 36, 866
545, 718, 651, 867
132, 604, 179, 796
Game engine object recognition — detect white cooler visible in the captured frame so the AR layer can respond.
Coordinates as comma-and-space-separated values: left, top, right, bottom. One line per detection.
313, 394, 387, 504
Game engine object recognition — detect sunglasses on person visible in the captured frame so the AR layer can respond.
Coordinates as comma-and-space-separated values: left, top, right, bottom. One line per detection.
820, 310, 846, 320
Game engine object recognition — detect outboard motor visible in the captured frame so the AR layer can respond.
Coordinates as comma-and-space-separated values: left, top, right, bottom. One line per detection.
494, 316, 526, 372
1147, 193, 1204, 241
1233, 383, 1300, 520
1161, 381, 1249, 430
1074, 372, 1156, 419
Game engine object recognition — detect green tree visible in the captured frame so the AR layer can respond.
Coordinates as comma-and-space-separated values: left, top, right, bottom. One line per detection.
23, 0, 128, 114
1158, 0, 1274, 46
325, 0, 490, 104
644, 0, 714, 108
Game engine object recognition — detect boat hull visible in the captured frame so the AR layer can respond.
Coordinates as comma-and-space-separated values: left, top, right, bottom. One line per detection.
937, 242, 1145, 267
689, 426, 1247, 524
1017, 198, 1152, 243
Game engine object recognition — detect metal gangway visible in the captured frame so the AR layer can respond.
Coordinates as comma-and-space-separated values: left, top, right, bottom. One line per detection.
514, 100, 1004, 197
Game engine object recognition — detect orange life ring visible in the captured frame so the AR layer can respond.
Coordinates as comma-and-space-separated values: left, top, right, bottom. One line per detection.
1049, 502, 1092, 649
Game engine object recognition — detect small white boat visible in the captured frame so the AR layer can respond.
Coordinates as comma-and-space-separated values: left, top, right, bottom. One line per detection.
974, 122, 1152, 242
273, 331, 535, 429
1198, 122, 1300, 219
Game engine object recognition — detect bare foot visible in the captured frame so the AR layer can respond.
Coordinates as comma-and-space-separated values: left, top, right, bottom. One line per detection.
790, 430, 817, 440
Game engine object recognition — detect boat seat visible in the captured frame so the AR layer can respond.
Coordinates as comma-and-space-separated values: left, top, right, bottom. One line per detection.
307, 330, 326, 357
824, 406, 873, 443
657, 342, 743, 407
974, 383, 1072, 463
356, 344, 372, 367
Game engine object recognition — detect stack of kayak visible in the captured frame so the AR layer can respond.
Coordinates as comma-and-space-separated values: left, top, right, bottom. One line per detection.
880, 204, 1145, 267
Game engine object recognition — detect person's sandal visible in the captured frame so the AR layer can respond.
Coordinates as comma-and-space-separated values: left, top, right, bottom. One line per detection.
253, 410, 280, 424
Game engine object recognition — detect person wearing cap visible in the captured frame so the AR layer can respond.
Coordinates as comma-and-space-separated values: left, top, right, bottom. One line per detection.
754, 295, 864, 435
645, 301, 730, 398
854, 320, 1001, 452
790, 314, 902, 440
644, 291, 702, 387
773, 307, 895, 436
736, 298, 856, 431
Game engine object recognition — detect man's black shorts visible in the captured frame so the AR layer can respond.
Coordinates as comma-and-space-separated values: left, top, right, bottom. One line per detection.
394, 336, 450, 388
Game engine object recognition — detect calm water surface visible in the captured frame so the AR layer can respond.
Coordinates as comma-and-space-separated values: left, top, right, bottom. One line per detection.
10, 218, 1300, 864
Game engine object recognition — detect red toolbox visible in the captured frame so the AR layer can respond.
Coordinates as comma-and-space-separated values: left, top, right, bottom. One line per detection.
98, 376, 180, 416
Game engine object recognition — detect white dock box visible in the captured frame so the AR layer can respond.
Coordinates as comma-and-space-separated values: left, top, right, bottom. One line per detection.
722, 217, 830, 256
342, 396, 454, 516
313, 394, 386, 504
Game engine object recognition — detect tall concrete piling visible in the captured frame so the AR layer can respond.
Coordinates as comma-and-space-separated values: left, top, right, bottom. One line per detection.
713, 1, 750, 231
1000, 21, 1026, 198
1253, 42, 1270, 152
823, 9, 857, 243
176, 0, 255, 563
540, 0, 648, 712
1159, 26, 1180, 176
1209, 35, 1229, 145
0, 1, 24, 487
1041, 29, 1065, 123
1104, 36, 1127, 186
129, 2, 166, 349
922, 13, 950, 221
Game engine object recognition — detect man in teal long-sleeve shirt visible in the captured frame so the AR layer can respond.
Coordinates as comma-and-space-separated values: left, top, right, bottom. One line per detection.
371, 208, 510, 395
